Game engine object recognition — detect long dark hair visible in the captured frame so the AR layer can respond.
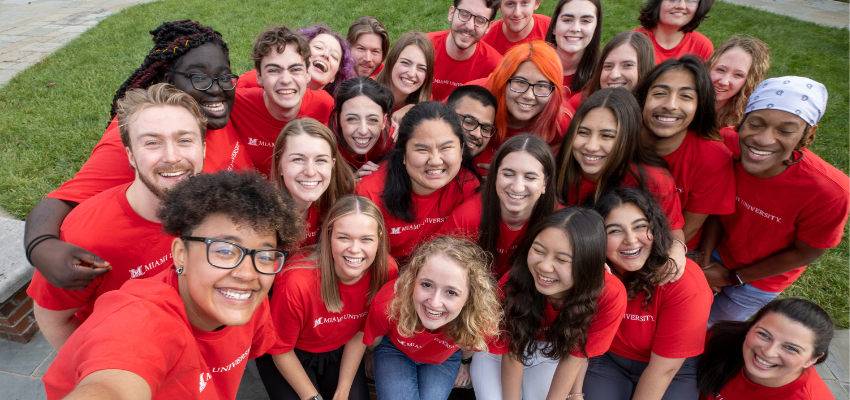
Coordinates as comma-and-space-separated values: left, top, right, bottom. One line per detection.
545, 0, 603, 94
556, 87, 668, 206
328, 77, 395, 162
634, 55, 720, 141
381, 101, 480, 222
638, 0, 714, 33
480, 134, 556, 267
594, 188, 672, 307
585, 31, 655, 98
698, 298, 834, 396
504, 207, 607, 360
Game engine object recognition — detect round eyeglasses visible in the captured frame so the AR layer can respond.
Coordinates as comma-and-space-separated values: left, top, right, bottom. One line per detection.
171, 71, 239, 91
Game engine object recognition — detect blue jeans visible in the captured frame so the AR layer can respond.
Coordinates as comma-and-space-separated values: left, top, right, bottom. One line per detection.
373, 339, 461, 400
584, 352, 701, 399
707, 249, 780, 327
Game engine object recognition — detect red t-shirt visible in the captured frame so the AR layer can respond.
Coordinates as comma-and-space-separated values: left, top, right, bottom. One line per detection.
268, 253, 399, 354
427, 30, 503, 101
482, 14, 552, 55
230, 87, 335, 176
567, 92, 582, 114
610, 259, 712, 363
564, 164, 685, 230
28, 183, 174, 322
42, 269, 278, 400
355, 165, 480, 260
236, 69, 260, 89
438, 193, 528, 278
702, 367, 835, 400
362, 280, 461, 364
635, 27, 714, 64
720, 126, 741, 158
662, 131, 735, 247
47, 118, 253, 205
490, 272, 627, 357
297, 204, 322, 249
718, 135, 849, 292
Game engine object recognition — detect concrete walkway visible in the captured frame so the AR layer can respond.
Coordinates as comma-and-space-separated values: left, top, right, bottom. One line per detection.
721, 0, 849, 29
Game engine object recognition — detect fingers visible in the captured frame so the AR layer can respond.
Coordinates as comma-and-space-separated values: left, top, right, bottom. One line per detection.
74, 249, 110, 269
476, 163, 490, 171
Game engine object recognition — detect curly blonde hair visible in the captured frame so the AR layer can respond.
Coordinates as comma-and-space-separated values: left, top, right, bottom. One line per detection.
707, 37, 770, 128
389, 236, 502, 352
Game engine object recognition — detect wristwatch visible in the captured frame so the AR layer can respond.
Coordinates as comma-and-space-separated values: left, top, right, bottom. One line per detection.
461, 357, 473, 365
728, 270, 744, 287
307, 394, 323, 400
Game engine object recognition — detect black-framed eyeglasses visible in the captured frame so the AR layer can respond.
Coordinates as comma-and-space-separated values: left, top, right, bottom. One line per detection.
171, 71, 239, 91
454, 8, 491, 28
507, 78, 556, 97
459, 114, 497, 138
182, 237, 288, 275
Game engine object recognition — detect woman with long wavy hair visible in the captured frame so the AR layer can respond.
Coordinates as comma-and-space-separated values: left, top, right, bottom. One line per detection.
469, 207, 627, 400
706, 37, 770, 128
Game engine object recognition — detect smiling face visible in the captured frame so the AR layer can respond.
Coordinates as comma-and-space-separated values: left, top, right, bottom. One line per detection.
604, 203, 653, 276
553, 0, 598, 56
642, 68, 697, 140
659, 0, 699, 29
330, 213, 380, 285
278, 133, 334, 212
742, 312, 822, 388
495, 151, 546, 223
737, 109, 810, 179
352, 33, 385, 77
167, 43, 235, 130
257, 44, 311, 114
307, 33, 342, 90
448, 0, 493, 51
452, 96, 496, 157
710, 47, 752, 107
340, 95, 387, 158
572, 107, 618, 181
126, 105, 205, 198
412, 253, 470, 330
174, 214, 276, 332
404, 118, 463, 196
601, 44, 640, 91
501, 0, 542, 34
527, 227, 574, 305
506, 61, 553, 129
390, 45, 428, 103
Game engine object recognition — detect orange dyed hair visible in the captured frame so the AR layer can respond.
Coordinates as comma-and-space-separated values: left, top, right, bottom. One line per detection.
488, 41, 564, 144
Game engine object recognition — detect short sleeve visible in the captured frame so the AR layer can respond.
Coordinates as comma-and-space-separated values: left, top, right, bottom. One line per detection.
650, 261, 712, 359
573, 274, 626, 358
266, 271, 311, 354
362, 283, 394, 344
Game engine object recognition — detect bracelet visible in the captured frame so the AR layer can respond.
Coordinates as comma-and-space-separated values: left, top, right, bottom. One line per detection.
566, 394, 585, 398
673, 237, 688, 253
461, 357, 473, 365
25, 234, 60, 265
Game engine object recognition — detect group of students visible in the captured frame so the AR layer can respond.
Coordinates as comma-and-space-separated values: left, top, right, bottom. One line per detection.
20, 0, 848, 399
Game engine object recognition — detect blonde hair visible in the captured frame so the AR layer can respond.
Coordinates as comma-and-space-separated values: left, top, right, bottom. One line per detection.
316, 195, 391, 312
707, 37, 770, 127
389, 236, 502, 352
117, 83, 207, 149
269, 118, 355, 212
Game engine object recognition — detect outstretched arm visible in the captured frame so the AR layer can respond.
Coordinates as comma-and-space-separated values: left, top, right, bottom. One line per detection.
63, 369, 151, 400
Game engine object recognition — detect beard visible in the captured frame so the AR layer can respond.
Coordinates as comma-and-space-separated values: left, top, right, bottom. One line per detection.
136, 162, 196, 199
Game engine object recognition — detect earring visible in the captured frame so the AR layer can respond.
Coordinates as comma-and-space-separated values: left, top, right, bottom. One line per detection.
176, 267, 184, 275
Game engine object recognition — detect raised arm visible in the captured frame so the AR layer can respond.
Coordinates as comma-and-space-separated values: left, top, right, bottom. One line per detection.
63, 369, 151, 400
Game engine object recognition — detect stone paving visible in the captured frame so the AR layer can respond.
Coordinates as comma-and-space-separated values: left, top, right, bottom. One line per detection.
721, 0, 849, 29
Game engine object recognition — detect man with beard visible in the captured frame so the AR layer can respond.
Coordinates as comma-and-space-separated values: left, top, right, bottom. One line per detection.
482, 0, 551, 55
446, 85, 498, 175
427, 0, 502, 101
27, 84, 206, 351
346, 16, 390, 78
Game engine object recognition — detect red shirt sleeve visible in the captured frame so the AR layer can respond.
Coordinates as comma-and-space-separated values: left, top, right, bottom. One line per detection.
267, 264, 316, 354
572, 272, 627, 358
236, 69, 260, 89
362, 280, 395, 345
644, 165, 686, 230
649, 259, 712, 359
248, 299, 280, 359
437, 193, 482, 240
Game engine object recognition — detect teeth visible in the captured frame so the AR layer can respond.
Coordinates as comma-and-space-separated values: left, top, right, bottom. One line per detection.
749, 147, 774, 156
620, 248, 640, 256
202, 102, 224, 111
583, 155, 602, 161
343, 256, 364, 264
425, 169, 444, 175
354, 138, 371, 145
607, 83, 626, 88
159, 171, 186, 177
299, 181, 320, 187
538, 275, 556, 283
714, 87, 728, 92
656, 116, 678, 122
565, 36, 582, 42
754, 354, 776, 368
218, 288, 251, 300
277, 89, 296, 95
507, 193, 527, 200
424, 307, 443, 317
312, 60, 328, 73
517, 102, 534, 110
401, 78, 416, 85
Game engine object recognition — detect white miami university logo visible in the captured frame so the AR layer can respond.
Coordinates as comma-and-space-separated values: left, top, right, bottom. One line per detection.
390, 227, 401, 235
199, 372, 211, 392
248, 138, 258, 146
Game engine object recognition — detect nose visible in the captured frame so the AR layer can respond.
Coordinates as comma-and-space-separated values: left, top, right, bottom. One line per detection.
623, 228, 638, 246
162, 141, 181, 164
718, 74, 730, 86
303, 161, 317, 176
279, 70, 294, 85
427, 292, 445, 309
233, 252, 259, 281
509, 175, 525, 193
427, 150, 443, 166
662, 94, 678, 111
349, 239, 362, 254
537, 257, 555, 273
609, 66, 622, 80
752, 128, 777, 147
586, 134, 601, 152
206, 78, 224, 96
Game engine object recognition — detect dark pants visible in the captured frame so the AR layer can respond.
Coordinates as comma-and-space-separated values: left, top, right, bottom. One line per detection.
255, 345, 370, 400
584, 351, 701, 400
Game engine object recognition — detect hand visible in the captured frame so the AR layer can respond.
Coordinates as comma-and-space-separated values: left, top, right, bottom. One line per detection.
364, 351, 375, 380
354, 161, 380, 183
454, 363, 471, 388
30, 239, 111, 290
391, 120, 399, 142
603, 262, 612, 275
659, 240, 687, 285
476, 163, 490, 172
702, 262, 730, 291
332, 389, 350, 400
391, 104, 414, 127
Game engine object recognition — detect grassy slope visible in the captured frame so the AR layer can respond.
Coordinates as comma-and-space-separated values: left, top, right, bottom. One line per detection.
0, 0, 846, 326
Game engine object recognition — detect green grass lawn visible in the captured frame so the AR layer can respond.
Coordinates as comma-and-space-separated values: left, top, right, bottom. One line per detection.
0, 0, 846, 327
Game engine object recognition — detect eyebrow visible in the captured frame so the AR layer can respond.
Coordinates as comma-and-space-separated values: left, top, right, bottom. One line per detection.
264, 62, 304, 70
421, 278, 463, 295
414, 140, 455, 149
288, 152, 331, 158
512, 75, 552, 84
344, 111, 381, 118
561, 12, 596, 18
137, 130, 199, 139
533, 240, 573, 259
651, 83, 697, 92
749, 115, 802, 126
578, 124, 617, 133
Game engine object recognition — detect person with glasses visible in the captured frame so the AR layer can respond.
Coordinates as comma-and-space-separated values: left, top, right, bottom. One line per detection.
446, 85, 498, 175
440, 134, 557, 280
24, 20, 255, 292
41, 170, 303, 400
230, 25, 335, 175
426, 0, 502, 101
482, 0, 551, 56
28, 83, 206, 351
636, 0, 715, 64
255, 195, 398, 400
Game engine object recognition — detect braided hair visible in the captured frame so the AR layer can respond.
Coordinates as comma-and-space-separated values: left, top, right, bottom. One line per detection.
108, 20, 229, 125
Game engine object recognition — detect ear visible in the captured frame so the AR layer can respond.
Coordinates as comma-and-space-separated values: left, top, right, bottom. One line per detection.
163, 70, 174, 85
382, 113, 389, 128
172, 237, 186, 271
448, 6, 456, 22
255, 70, 263, 87
541, 181, 546, 194
808, 124, 819, 137
126, 146, 137, 171
803, 353, 823, 369
534, 0, 542, 10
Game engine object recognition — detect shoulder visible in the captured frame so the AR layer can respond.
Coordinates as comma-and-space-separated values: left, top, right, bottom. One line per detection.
662, 259, 712, 300
798, 150, 850, 195
235, 86, 264, 104
600, 272, 627, 306
688, 31, 713, 45
355, 166, 389, 197
66, 183, 129, 220
427, 30, 449, 43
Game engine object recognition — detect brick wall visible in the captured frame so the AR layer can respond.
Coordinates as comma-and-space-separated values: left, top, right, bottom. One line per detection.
0, 281, 39, 343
